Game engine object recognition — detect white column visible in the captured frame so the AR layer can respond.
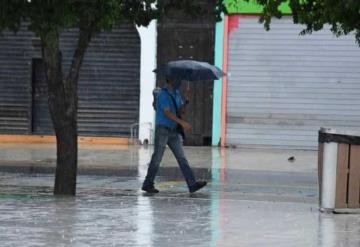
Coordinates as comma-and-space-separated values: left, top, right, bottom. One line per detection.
321, 142, 338, 210
320, 129, 338, 210
136, 21, 157, 144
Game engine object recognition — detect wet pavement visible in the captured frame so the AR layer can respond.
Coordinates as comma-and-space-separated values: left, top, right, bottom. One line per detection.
0, 143, 317, 173
0, 144, 359, 246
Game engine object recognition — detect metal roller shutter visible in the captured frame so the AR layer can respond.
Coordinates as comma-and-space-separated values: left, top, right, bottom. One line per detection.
0, 24, 33, 134
0, 22, 140, 137
227, 16, 360, 149
63, 24, 140, 137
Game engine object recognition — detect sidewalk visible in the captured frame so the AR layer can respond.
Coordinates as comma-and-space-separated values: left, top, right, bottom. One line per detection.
0, 143, 318, 203
0, 142, 317, 173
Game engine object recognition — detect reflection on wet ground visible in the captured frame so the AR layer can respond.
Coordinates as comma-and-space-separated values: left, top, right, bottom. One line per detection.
0, 144, 358, 246
0, 172, 359, 247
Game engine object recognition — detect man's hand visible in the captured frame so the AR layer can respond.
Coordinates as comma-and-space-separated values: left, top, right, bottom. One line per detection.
180, 121, 192, 132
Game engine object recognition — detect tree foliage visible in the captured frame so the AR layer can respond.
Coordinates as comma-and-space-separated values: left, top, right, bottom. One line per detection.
226, 0, 360, 45
0, 0, 225, 34
1, 0, 157, 35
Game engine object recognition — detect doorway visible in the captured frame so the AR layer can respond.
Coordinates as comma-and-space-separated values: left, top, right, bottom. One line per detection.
32, 59, 53, 134
157, 9, 215, 146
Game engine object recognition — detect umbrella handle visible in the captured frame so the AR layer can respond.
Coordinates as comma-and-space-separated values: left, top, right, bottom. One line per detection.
184, 81, 190, 102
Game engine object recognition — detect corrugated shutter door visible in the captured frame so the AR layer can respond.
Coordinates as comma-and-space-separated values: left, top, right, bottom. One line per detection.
63, 24, 140, 137
0, 23, 140, 137
33, 24, 140, 136
0, 25, 32, 134
227, 16, 360, 149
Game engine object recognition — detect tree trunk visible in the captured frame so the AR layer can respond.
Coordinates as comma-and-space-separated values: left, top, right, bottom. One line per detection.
40, 30, 78, 195
41, 25, 92, 196
54, 117, 78, 195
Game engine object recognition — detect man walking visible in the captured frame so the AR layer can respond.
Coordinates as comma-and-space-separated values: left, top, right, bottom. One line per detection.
142, 78, 207, 193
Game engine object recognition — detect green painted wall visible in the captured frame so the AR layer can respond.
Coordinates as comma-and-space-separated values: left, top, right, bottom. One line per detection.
225, 0, 291, 14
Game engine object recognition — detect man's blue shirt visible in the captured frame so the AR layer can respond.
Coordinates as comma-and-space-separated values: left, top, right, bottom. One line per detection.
155, 87, 184, 129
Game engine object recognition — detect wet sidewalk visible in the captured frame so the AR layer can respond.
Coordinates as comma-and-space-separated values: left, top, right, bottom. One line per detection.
2, 143, 357, 247
0, 143, 319, 202
0, 143, 317, 172
0, 142, 317, 174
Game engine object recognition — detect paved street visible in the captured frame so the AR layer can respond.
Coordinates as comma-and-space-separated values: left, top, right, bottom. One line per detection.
0, 144, 359, 246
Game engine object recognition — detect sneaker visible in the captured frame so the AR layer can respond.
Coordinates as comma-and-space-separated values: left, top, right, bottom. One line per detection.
189, 181, 207, 193
141, 186, 159, 193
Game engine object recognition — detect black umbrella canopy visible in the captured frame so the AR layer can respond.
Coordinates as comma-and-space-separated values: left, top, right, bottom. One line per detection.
153, 60, 225, 81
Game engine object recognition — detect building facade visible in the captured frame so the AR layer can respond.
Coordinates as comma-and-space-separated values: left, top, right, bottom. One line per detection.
214, 2, 360, 149
2, 1, 359, 150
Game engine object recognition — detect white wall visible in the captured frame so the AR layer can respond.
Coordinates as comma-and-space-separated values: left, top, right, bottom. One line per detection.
136, 21, 157, 144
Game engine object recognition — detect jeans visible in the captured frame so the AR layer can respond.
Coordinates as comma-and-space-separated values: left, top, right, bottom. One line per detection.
143, 125, 196, 188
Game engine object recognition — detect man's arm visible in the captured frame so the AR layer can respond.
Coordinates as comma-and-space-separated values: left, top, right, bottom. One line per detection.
163, 108, 192, 131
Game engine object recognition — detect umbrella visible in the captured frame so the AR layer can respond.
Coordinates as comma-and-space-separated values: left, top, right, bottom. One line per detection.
153, 60, 225, 82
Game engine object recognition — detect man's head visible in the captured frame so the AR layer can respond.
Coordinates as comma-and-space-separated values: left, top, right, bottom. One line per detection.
166, 78, 173, 85
166, 77, 182, 89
